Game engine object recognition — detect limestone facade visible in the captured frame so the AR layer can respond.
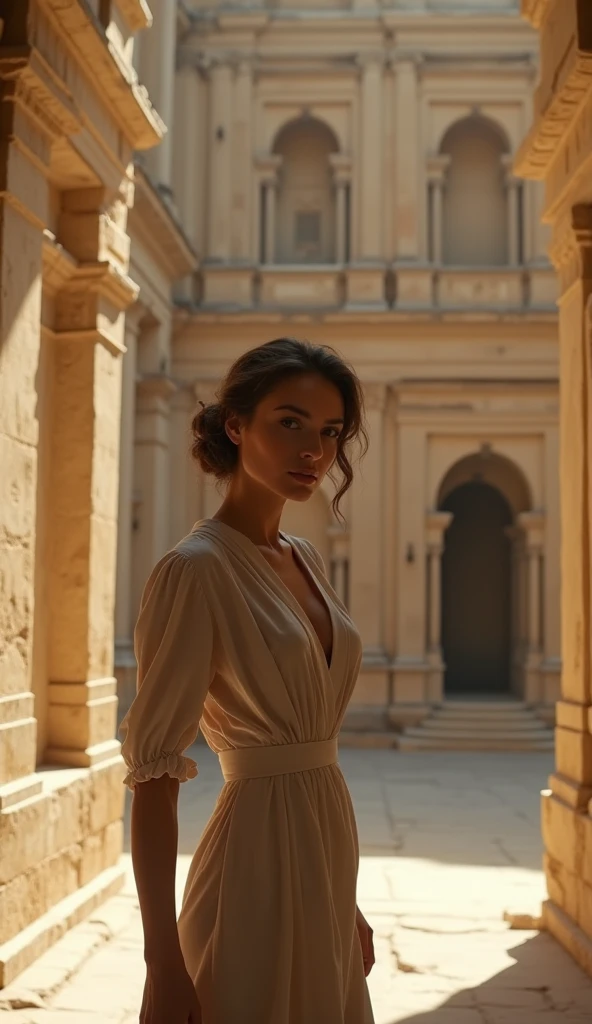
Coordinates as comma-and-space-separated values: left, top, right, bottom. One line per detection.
515, 0, 592, 977
0, 0, 163, 986
116, 0, 561, 738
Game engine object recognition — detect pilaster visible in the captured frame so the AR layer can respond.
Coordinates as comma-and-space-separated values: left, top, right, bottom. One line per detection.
392, 53, 421, 260
356, 56, 384, 261
45, 187, 138, 769
349, 383, 389, 707
207, 59, 233, 261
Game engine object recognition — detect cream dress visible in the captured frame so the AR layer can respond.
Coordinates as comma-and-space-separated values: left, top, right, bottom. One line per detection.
120, 518, 375, 1024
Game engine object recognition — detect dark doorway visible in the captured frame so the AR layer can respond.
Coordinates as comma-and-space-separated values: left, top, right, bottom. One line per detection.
441, 481, 512, 694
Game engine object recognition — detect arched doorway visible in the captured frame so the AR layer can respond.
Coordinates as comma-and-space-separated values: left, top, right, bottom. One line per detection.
436, 451, 533, 698
272, 117, 339, 264
441, 482, 512, 694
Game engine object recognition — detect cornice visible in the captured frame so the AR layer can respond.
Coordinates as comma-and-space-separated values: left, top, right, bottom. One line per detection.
36, 0, 162, 151
116, 0, 152, 33
42, 230, 78, 297
62, 260, 140, 310
128, 165, 198, 281
0, 50, 81, 140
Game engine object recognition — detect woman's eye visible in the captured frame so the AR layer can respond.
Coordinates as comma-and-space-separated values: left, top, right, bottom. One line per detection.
281, 418, 300, 429
324, 428, 340, 439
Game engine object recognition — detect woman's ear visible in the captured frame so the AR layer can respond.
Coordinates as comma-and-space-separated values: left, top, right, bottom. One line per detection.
224, 412, 241, 446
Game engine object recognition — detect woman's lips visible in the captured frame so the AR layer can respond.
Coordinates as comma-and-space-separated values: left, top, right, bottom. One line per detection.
288, 471, 317, 485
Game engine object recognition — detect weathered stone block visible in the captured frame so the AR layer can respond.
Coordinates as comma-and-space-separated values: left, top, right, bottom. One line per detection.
541, 790, 583, 876
89, 758, 126, 835
79, 819, 123, 887
0, 719, 37, 786
555, 726, 592, 787
0, 845, 81, 945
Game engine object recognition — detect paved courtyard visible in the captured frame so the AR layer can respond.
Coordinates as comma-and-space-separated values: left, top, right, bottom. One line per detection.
2, 747, 592, 1023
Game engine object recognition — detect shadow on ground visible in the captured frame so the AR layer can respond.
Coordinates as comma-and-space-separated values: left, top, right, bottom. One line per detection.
382, 933, 592, 1023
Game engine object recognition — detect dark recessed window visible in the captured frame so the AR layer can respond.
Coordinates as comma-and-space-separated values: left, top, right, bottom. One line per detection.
295, 211, 321, 256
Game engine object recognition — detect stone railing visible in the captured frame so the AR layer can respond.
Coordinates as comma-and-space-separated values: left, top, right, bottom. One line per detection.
198, 263, 558, 312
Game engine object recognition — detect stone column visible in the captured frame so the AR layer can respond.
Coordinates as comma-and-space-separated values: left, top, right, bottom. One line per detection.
231, 60, 254, 261
425, 512, 453, 701
330, 154, 352, 264
427, 155, 451, 264
173, 61, 202, 247
328, 527, 350, 607
264, 177, 278, 265
254, 155, 282, 265
502, 155, 521, 265
114, 310, 141, 716
518, 511, 545, 703
137, 0, 177, 190
357, 56, 384, 260
169, 386, 200, 546
131, 374, 177, 625
348, 384, 389, 707
393, 53, 421, 260
207, 60, 233, 260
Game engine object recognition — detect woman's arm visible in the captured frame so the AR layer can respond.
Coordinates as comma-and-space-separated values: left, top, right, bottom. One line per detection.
131, 775, 185, 966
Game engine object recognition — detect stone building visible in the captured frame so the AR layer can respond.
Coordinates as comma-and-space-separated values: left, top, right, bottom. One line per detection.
115, 0, 560, 751
516, 0, 592, 978
0, 0, 163, 985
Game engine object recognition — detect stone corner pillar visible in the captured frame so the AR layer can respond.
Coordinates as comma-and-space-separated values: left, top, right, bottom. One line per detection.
425, 510, 453, 702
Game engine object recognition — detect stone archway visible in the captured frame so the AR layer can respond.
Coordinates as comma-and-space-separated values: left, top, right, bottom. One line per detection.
436, 451, 534, 698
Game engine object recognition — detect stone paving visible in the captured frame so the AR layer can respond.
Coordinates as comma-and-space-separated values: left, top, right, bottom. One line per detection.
2, 747, 592, 1023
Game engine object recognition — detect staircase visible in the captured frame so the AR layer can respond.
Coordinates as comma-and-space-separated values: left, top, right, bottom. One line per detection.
396, 700, 555, 752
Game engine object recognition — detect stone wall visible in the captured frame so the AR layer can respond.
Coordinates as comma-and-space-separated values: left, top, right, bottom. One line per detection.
516, 0, 592, 976
0, 0, 162, 986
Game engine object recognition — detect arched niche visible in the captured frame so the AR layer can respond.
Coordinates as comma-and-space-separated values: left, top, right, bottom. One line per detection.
436, 450, 532, 519
440, 115, 511, 266
272, 116, 340, 264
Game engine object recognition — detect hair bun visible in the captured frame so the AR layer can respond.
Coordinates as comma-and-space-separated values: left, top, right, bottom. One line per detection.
191, 400, 237, 479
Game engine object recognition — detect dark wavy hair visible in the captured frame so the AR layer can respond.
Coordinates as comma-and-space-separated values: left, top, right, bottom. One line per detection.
191, 337, 368, 521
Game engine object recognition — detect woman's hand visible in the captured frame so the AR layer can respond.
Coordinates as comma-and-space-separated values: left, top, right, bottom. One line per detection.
140, 957, 202, 1023
356, 904, 375, 977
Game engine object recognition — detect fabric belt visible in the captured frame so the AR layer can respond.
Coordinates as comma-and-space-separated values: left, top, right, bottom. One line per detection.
218, 737, 339, 783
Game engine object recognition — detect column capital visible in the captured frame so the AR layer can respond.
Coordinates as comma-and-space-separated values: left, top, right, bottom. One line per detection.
329, 152, 352, 185
517, 510, 545, 551
387, 50, 424, 71
426, 510, 453, 548
136, 374, 178, 404
426, 153, 451, 185
255, 152, 283, 184
355, 52, 386, 74
363, 382, 387, 412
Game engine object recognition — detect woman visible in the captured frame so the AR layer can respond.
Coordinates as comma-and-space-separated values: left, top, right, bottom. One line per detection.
120, 337, 375, 1024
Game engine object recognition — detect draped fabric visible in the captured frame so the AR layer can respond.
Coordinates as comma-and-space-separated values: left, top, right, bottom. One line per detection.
120, 518, 374, 1024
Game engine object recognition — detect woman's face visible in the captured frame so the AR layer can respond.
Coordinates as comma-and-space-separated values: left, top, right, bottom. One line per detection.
226, 372, 345, 502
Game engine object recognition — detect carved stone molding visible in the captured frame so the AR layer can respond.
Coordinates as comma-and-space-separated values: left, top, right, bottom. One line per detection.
363, 382, 387, 413
548, 205, 592, 295
136, 374, 178, 404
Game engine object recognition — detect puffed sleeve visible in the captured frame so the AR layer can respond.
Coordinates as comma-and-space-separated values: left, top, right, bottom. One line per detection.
119, 550, 215, 790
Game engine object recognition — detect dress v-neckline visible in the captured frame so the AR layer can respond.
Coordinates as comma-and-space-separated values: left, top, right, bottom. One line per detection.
199, 518, 335, 673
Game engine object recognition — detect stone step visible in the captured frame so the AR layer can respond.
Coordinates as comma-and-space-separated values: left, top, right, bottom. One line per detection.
436, 701, 529, 715
396, 734, 554, 753
338, 731, 399, 750
421, 718, 549, 733
404, 725, 551, 742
